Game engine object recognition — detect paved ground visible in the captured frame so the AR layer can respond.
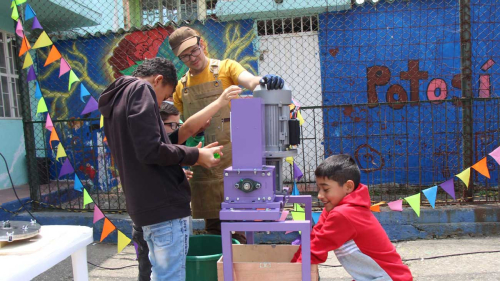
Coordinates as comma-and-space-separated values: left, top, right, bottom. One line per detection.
33, 236, 500, 280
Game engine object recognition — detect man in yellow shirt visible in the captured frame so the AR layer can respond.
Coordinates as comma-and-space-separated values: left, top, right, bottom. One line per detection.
168, 27, 285, 242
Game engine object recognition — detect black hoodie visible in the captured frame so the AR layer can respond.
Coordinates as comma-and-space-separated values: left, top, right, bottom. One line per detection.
99, 76, 199, 227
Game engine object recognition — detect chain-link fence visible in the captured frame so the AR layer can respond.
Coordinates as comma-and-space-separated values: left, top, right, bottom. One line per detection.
13, 0, 500, 211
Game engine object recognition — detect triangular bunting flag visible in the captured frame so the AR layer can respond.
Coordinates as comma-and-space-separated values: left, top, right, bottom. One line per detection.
312, 212, 321, 224
293, 162, 303, 181
297, 110, 305, 126
44, 45, 62, 66
11, 0, 15, 8
34, 81, 42, 99
294, 203, 304, 213
100, 218, 116, 242
16, 20, 23, 37
49, 128, 59, 149
80, 84, 91, 102
56, 143, 67, 161
33, 31, 52, 49
471, 157, 490, 179
370, 205, 381, 212
83, 188, 94, 207
93, 205, 105, 223
59, 58, 71, 77
291, 211, 305, 221
45, 113, 53, 131
404, 193, 421, 217
291, 181, 300, 195
74, 174, 83, 192
15, 0, 27, 5
27, 66, 36, 82
22, 52, 33, 69
68, 70, 80, 90
456, 168, 471, 188
81, 96, 98, 115
25, 4, 36, 20
11, 5, 19, 21
489, 146, 500, 165
100, 115, 104, 128
117, 231, 132, 254
32, 16, 43, 30
58, 158, 74, 178
388, 199, 403, 211
19, 36, 31, 57
422, 186, 438, 209
285, 157, 294, 165
277, 210, 289, 222
36, 96, 48, 114
439, 178, 456, 200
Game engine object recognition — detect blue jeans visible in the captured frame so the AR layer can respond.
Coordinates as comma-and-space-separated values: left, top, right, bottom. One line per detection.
142, 217, 190, 281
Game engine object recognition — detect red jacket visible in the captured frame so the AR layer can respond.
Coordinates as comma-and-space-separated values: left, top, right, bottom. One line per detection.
292, 184, 412, 281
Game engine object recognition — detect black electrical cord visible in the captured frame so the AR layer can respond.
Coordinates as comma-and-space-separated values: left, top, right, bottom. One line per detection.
319, 250, 500, 268
0, 152, 40, 224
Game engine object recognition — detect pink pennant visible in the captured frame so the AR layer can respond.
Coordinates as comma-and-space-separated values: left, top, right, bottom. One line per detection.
93, 205, 105, 223
388, 200, 403, 212
45, 113, 53, 131
277, 210, 289, 222
16, 20, 23, 37
59, 58, 71, 77
489, 146, 500, 165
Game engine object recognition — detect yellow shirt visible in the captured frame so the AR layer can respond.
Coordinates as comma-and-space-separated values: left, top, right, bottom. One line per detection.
173, 59, 246, 114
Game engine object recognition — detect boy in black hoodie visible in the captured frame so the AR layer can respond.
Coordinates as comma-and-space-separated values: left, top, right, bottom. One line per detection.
99, 58, 223, 280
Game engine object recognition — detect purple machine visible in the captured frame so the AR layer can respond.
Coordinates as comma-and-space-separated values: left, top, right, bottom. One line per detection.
220, 85, 313, 281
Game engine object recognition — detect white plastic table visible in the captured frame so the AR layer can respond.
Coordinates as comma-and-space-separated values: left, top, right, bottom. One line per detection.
0, 225, 93, 281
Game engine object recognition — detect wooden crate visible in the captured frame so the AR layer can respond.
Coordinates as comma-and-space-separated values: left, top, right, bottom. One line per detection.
217, 244, 319, 281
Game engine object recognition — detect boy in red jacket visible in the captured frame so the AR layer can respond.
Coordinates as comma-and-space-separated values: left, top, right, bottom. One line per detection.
292, 154, 412, 281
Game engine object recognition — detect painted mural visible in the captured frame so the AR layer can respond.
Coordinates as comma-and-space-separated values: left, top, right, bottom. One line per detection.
36, 19, 258, 192
319, 0, 500, 187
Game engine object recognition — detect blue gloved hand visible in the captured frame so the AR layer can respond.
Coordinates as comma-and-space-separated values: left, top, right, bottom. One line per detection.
260, 74, 285, 90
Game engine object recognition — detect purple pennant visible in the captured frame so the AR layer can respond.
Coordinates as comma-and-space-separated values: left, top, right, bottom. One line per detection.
439, 178, 456, 200
27, 66, 36, 82
293, 162, 303, 181
133, 242, 139, 260
59, 158, 74, 178
32, 16, 43, 30
80, 96, 98, 115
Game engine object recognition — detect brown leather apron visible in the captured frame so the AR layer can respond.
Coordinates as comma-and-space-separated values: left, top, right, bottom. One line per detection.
181, 59, 232, 219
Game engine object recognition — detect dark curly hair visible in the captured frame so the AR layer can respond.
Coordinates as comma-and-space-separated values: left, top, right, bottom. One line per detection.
131, 57, 178, 87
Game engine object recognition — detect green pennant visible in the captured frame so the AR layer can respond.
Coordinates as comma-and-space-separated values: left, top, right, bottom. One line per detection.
83, 188, 94, 207
11, 5, 19, 20
404, 193, 421, 217
36, 97, 48, 114
68, 70, 80, 90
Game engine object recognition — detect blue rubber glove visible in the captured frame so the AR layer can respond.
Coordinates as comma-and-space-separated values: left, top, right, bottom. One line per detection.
260, 74, 285, 90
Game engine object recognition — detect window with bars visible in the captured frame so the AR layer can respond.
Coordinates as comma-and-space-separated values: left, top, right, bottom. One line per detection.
0, 31, 21, 118
257, 16, 319, 36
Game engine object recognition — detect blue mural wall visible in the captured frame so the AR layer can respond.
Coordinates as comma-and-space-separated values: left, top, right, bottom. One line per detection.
34, 19, 257, 195
319, 0, 500, 188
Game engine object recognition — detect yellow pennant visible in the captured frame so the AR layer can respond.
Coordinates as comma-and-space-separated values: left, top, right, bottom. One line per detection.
22, 52, 33, 69
56, 143, 67, 161
456, 168, 471, 188
68, 70, 80, 90
117, 230, 132, 254
32, 31, 53, 49
285, 156, 294, 165
297, 111, 305, 126
100, 115, 104, 128
36, 97, 48, 114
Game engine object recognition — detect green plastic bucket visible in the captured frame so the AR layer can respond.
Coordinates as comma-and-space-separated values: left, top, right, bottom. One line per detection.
186, 235, 240, 281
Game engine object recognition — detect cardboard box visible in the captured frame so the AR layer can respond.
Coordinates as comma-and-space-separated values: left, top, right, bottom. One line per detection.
217, 244, 319, 281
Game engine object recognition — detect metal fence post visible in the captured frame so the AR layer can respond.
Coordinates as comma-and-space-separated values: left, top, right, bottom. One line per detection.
459, 0, 474, 202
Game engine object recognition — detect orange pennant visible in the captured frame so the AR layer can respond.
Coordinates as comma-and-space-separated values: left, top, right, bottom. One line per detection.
471, 157, 490, 179
44, 45, 62, 66
370, 205, 381, 212
49, 129, 59, 149
100, 218, 116, 242
19, 36, 31, 57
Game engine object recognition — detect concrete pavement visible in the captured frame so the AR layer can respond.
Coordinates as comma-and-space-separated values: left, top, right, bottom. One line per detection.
33, 236, 500, 281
